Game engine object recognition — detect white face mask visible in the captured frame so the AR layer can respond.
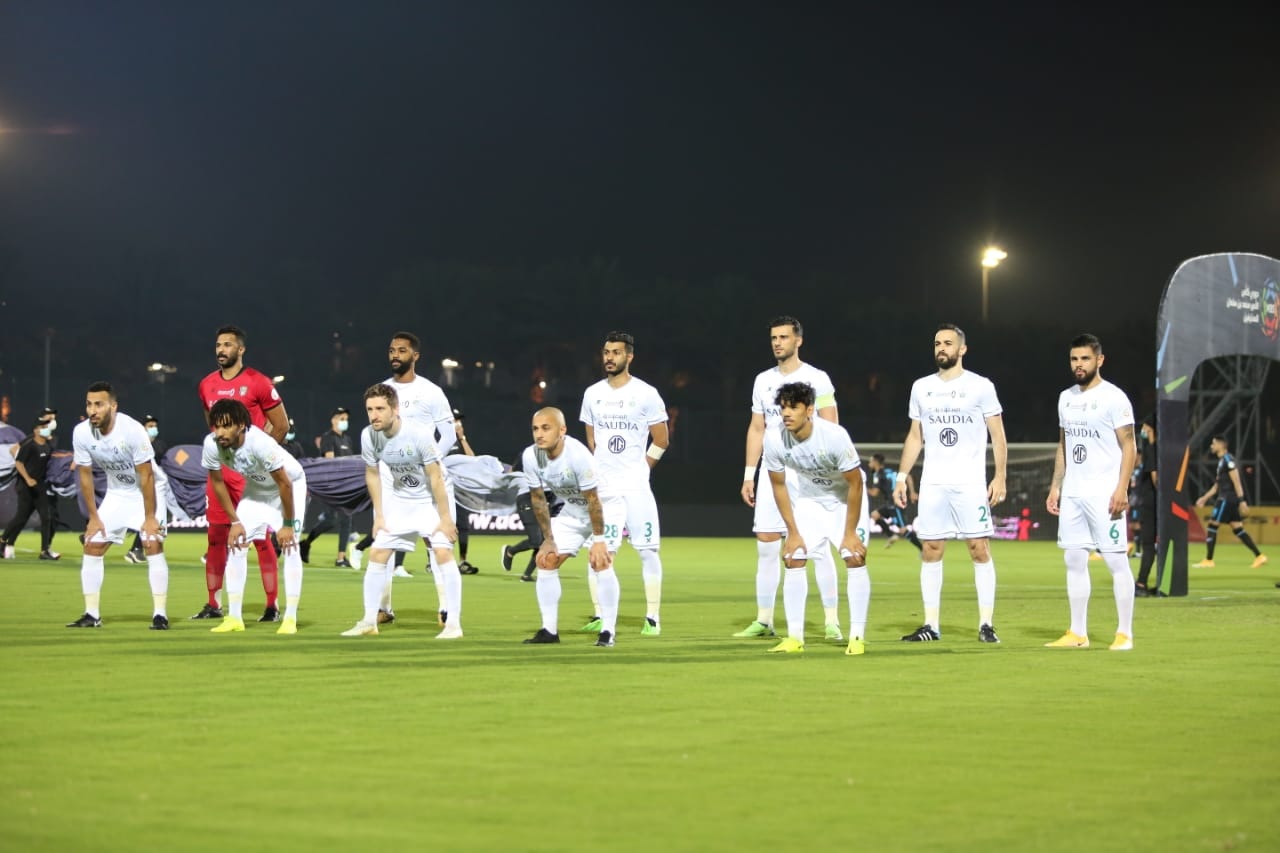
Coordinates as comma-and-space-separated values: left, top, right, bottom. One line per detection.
146, 426, 159, 439
286, 432, 296, 441
336, 420, 348, 434
38, 427, 53, 438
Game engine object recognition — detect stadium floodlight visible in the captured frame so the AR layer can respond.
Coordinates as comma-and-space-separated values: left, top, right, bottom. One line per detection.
147, 362, 177, 381
980, 246, 1008, 324
441, 358, 459, 368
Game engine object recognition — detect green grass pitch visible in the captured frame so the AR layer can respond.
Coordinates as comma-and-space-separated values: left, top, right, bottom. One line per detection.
1, 535, 1276, 852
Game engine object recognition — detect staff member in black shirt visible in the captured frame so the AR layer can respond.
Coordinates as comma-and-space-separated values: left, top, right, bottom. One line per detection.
299, 406, 357, 567
1133, 416, 1159, 595
1, 416, 59, 560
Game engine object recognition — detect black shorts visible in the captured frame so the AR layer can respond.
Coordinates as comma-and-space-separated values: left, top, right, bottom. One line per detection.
1211, 498, 1242, 525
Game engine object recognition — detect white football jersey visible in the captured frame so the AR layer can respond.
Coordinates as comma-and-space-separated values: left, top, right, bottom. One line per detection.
202, 425, 304, 503
1058, 379, 1134, 498
522, 436, 598, 524
763, 417, 861, 508
908, 371, 1002, 486
751, 362, 836, 428
72, 413, 155, 494
580, 376, 667, 493
384, 374, 456, 455
361, 419, 442, 503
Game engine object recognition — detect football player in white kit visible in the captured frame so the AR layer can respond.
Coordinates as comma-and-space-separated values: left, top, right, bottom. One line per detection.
763, 382, 872, 656
737, 316, 844, 640
893, 323, 1007, 644
342, 383, 460, 638
67, 382, 172, 630
580, 331, 669, 636
376, 330, 458, 620
1045, 334, 1138, 651
521, 408, 625, 647
202, 399, 308, 634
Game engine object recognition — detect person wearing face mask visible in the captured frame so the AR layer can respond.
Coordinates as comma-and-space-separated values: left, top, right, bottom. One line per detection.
125, 416, 171, 564
299, 407, 357, 567
1, 414, 60, 560
282, 419, 308, 461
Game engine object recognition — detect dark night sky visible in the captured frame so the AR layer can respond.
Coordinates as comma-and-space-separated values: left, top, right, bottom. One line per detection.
1, 1, 1278, 447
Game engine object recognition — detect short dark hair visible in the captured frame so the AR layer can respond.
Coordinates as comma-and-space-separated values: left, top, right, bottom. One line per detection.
936, 323, 965, 345
1211, 434, 1228, 448
86, 381, 116, 400
364, 382, 399, 407
871, 453, 886, 465
769, 315, 803, 336
216, 325, 246, 346
390, 331, 421, 352
604, 331, 635, 354
774, 381, 815, 409
1071, 333, 1102, 354
209, 399, 251, 429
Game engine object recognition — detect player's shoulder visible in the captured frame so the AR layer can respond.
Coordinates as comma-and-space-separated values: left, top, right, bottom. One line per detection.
791, 362, 834, 387
815, 417, 853, 443
751, 365, 779, 387
910, 373, 938, 392
961, 369, 995, 388
583, 378, 610, 397
71, 419, 94, 442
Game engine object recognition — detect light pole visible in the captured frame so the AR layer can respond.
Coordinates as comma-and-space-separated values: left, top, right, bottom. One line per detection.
981, 246, 1007, 324
147, 362, 177, 424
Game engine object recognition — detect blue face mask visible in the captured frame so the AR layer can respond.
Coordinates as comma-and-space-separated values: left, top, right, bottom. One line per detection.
146, 426, 159, 439
336, 420, 348, 434
38, 427, 53, 438
286, 432, 296, 441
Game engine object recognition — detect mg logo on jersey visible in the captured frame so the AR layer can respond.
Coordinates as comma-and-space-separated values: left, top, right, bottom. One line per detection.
402, 475, 422, 488
608, 436, 627, 454
812, 477, 832, 487
940, 428, 958, 447
1073, 444, 1087, 464
120, 474, 136, 485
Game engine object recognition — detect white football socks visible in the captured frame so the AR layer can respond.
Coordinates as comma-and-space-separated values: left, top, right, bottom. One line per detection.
756, 539, 782, 625
973, 559, 996, 627
283, 549, 302, 620
226, 549, 249, 620
146, 552, 169, 617
1064, 548, 1091, 636
639, 548, 662, 621
363, 561, 389, 624
81, 554, 105, 618
595, 567, 620, 634
535, 569, 561, 634
782, 566, 808, 642
846, 565, 870, 640
920, 560, 943, 631
1102, 551, 1135, 637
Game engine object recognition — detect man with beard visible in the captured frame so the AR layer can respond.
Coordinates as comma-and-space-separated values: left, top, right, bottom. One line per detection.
736, 316, 843, 641
1045, 334, 1137, 650
66, 382, 171, 629
202, 399, 307, 634
340, 383, 459, 638
194, 325, 291, 622
579, 331, 670, 635
358, 331, 457, 624
893, 323, 1007, 644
